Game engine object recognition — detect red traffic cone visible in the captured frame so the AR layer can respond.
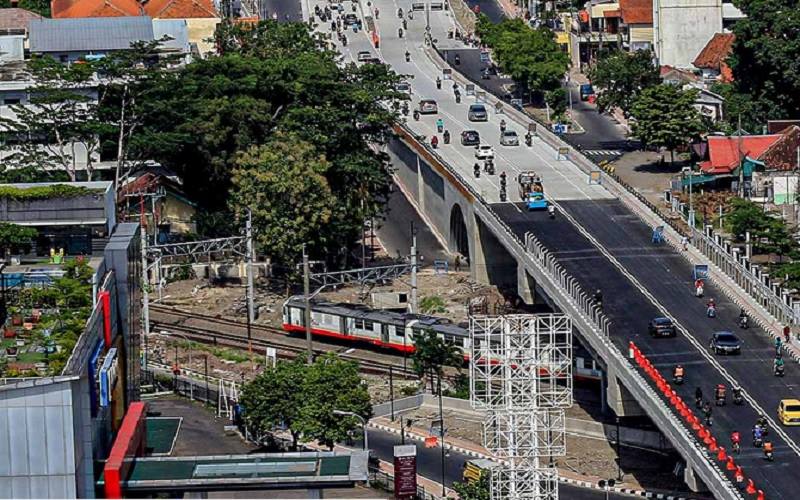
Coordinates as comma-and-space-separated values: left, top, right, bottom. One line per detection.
680, 404, 690, 419
670, 390, 679, 405
746, 479, 756, 494
703, 431, 713, 446
692, 416, 701, 431
726, 456, 736, 471
709, 437, 718, 452
757, 489, 765, 500
717, 446, 727, 461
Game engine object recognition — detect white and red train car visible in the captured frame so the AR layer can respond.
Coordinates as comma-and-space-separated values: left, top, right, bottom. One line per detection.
282, 297, 469, 353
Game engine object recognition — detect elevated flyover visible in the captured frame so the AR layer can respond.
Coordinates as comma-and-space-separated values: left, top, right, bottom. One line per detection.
325, 2, 800, 497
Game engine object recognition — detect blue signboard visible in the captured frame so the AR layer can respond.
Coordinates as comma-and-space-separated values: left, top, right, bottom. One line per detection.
88, 340, 104, 417
693, 264, 710, 281
99, 348, 118, 408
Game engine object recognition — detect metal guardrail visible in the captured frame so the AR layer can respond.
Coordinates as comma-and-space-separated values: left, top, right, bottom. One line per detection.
395, 123, 742, 499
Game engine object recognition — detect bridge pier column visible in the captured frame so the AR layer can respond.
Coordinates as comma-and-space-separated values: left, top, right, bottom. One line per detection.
470, 216, 489, 285
308, 488, 323, 499
683, 463, 709, 493
185, 491, 208, 499
517, 264, 535, 304
605, 368, 645, 417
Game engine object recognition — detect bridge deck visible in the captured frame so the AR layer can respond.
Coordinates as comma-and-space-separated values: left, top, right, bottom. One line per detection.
491, 200, 799, 496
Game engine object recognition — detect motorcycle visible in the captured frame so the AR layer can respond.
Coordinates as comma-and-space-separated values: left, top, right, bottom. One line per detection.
696, 285, 704, 298
413, 110, 420, 121
431, 136, 439, 149
455, 91, 461, 104
454, 54, 460, 65
740, 315, 749, 329
398, 8, 403, 18
707, 305, 716, 318
443, 130, 450, 144
399, 28, 404, 38
474, 164, 480, 178
405, 51, 410, 62
548, 205, 555, 219
484, 160, 495, 175
732, 440, 741, 454
401, 103, 409, 115
775, 364, 785, 377
733, 389, 744, 405
499, 188, 506, 202
436, 120, 444, 133
754, 435, 763, 448
673, 375, 684, 385
436, 78, 442, 90
525, 133, 532, 146
341, 35, 347, 46
765, 449, 774, 461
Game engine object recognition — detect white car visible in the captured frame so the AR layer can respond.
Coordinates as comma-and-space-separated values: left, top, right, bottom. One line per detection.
500, 130, 519, 146
475, 144, 495, 160
357, 51, 372, 62
395, 81, 412, 95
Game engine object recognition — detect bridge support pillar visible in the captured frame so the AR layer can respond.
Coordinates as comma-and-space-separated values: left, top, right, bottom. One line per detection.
185, 491, 208, 499
683, 463, 709, 493
470, 215, 489, 285
605, 368, 645, 417
517, 264, 535, 304
308, 488, 323, 499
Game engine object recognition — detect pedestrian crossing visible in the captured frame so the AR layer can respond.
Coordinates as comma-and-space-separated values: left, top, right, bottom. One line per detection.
581, 149, 623, 159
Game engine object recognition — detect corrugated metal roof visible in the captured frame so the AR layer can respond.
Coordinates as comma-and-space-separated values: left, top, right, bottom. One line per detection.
152, 19, 190, 53
28, 16, 154, 53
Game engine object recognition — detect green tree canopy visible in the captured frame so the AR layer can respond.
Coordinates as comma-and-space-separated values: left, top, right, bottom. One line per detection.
240, 358, 308, 449
0, 223, 37, 256
587, 50, 660, 116
476, 15, 569, 96
411, 329, 463, 391
727, 0, 800, 130
630, 84, 705, 163
725, 198, 798, 256
453, 470, 491, 500
230, 134, 335, 265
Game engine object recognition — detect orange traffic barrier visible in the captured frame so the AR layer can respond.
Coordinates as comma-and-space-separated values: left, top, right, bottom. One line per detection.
726, 456, 736, 471
746, 479, 756, 494
717, 446, 727, 461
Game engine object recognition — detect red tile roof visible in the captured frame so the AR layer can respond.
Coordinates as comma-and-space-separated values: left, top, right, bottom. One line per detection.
693, 33, 735, 70
699, 135, 782, 175
52, 0, 218, 18
0, 8, 41, 32
620, 0, 652, 24
52, 0, 143, 18
143, 0, 218, 19
759, 126, 800, 172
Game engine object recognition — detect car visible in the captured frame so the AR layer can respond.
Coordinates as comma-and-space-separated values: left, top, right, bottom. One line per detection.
395, 81, 412, 95
344, 13, 358, 25
357, 51, 372, 62
418, 99, 438, 114
709, 331, 742, 355
778, 399, 800, 426
468, 104, 488, 121
461, 130, 480, 146
648, 317, 676, 338
500, 130, 519, 146
580, 83, 595, 101
475, 144, 495, 160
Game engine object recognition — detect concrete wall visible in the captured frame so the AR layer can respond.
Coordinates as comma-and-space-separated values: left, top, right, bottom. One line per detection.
654, 0, 722, 68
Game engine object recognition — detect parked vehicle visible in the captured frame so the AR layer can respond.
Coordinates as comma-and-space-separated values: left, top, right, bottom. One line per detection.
579, 83, 595, 101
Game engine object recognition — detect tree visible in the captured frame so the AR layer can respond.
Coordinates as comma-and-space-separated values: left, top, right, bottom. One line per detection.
453, 470, 491, 500
240, 359, 308, 449
725, 198, 798, 256
476, 16, 569, 97
0, 57, 108, 181
545, 88, 567, 121
0, 0, 50, 16
297, 353, 372, 450
587, 50, 660, 116
411, 329, 463, 391
230, 134, 336, 265
629, 84, 705, 164
0, 223, 37, 257
727, 0, 800, 130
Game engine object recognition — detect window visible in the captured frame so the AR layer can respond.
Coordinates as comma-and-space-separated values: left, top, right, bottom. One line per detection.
59, 54, 69, 63
3, 98, 19, 105
354, 319, 374, 331
396, 326, 405, 337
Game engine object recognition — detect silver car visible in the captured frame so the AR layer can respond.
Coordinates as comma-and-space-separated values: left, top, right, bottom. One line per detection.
500, 130, 519, 146
468, 104, 488, 121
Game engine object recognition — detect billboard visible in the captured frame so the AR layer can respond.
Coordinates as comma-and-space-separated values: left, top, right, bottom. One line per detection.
393, 444, 417, 499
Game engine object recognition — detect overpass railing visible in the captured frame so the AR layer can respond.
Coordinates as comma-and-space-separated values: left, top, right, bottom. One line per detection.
394, 123, 742, 499
429, 41, 796, 334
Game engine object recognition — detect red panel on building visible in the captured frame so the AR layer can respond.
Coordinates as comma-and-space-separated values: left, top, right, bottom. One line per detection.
99, 290, 112, 347
104, 401, 147, 498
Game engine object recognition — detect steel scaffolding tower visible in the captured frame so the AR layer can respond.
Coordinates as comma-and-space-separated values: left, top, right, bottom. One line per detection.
470, 314, 572, 500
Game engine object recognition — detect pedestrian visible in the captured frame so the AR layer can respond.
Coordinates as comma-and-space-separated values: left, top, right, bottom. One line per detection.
681, 235, 688, 251
454, 254, 461, 272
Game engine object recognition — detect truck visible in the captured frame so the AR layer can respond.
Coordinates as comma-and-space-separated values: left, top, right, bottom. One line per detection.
517, 171, 548, 210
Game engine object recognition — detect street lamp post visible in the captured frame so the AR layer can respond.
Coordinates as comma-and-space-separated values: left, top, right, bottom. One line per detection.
333, 410, 368, 451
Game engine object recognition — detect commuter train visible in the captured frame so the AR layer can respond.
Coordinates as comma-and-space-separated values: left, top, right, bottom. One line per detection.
280, 297, 602, 380
282, 296, 467, 353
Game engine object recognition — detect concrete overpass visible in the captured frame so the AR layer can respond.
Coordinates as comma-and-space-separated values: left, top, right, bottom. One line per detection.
317, 1, 800, 497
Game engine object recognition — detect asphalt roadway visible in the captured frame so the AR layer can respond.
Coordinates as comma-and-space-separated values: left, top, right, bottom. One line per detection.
492, 200, 800, 497
351, 426, 643, 499
314, 1, 800, 496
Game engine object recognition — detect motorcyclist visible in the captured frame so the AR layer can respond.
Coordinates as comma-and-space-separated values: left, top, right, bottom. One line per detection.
452, 82, 459, 92
731, 431, 741, 454
499, 171, 507, 187
548, 204, 555, 219
702, 401, 713, 425
474, 162, 480, 178
715, 383, 726, 405
673, 364, 684, 383
500, 119, 507, 133
733, 386, 743, 405
403, 19, 407, 29
436, 77, 442, 89
593, 289, 603, 306
436, 118, 444, 132
764, 440, 774, 460
454, 54, 461, 65
413, 109, 420, 120
775, 336, 783, 355
757, 415, 768, 433
774, 355, 785, 376
375, 7, 379, 18
695, 278, 704, 298
454, 89, 461, 103
753, 424, 764, 446
525, 131, 532, 146
341, 33, 348, 46
398, 7, 403, 17
399, 27, 404, 38
405, 51, 410, 62
443, 130, 450, 144
431, 135, 439, 148
706, 298, 716, 317
695, 387, 703, 408
401, 102, 409, 115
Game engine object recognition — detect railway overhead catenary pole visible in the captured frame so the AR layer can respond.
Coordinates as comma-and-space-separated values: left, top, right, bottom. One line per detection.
410, 222, 418, 314
303, 244, 313, 364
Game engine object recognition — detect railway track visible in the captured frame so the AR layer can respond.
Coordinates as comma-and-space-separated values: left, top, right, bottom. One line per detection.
148, 304, 417, 377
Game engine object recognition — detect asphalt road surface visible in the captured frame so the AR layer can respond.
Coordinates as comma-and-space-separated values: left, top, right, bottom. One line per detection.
259, 0, 303, 21
317, 2, 800, 496
351, 427, 644, 499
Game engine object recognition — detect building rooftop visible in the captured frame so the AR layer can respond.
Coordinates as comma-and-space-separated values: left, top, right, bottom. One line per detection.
693, 32, 735, 70
619, 0, 652, 24
52, 0, 218, 18
759, 126, 800, 172
699, 135, 782, 175
0, 8, 41, 34
28, 16, 154, 53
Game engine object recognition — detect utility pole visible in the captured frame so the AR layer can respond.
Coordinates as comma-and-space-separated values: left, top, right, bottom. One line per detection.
438, 376, 446, 498
303, 244, 313, 364
141, 225, 150, 368
245, 209, 255, 355
738, 114, 745, 198
410, 222, 418, 314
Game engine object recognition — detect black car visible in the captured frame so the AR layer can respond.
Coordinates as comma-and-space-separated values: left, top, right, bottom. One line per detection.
709, 331, 743, 355
648, 317, 676, 337
343, 13, 358, 25
461, 130, 480, 146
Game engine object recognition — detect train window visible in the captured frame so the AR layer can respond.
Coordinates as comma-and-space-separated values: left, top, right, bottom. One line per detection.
396, 328, 405, 337
354, 319, 375, 331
